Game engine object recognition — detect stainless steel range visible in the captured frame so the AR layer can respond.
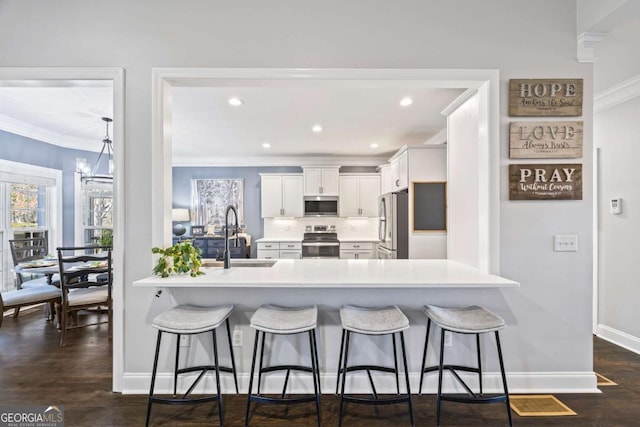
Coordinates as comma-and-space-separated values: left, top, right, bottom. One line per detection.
302, 225, 339, 259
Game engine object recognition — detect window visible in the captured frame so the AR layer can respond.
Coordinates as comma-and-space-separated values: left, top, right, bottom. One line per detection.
81, 182, 113, 246
10, 183, 47, 229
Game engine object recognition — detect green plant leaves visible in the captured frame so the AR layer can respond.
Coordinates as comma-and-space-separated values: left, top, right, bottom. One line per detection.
151, 241, 204, 278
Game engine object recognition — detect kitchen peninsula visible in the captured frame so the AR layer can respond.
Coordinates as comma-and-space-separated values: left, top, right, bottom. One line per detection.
132, 259, 518, 395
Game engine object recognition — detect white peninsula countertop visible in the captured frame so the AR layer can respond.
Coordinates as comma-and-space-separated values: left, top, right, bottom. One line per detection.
133, 259, 519, 289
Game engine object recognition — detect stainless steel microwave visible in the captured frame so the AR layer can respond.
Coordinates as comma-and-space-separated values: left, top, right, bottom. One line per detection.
303, 196, 338, 217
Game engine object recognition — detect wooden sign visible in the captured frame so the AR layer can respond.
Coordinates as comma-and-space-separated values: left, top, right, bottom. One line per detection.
509, 164, 582, 200
509, 79, 583, 117
509, 121, 583, 159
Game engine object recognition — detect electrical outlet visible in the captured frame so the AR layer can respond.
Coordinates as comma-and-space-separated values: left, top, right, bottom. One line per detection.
179, 335, 190, 347
554, 234, 578, 252
232, 329, 243, 347
444, 331, 452, 347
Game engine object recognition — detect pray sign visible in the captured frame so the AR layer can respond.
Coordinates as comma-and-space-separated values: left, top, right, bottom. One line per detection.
509, 164, 582, 200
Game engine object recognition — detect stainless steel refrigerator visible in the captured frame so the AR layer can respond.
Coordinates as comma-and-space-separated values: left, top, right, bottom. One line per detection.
377, 191, 408, 259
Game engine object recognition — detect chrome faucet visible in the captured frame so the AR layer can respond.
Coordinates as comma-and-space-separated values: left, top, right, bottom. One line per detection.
223, 205, 239, 269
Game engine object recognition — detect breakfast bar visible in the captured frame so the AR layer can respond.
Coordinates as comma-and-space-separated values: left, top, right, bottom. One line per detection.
132, 259, 519, 397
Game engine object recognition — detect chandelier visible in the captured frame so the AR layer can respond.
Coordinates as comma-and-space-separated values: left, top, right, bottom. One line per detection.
76, 117, 114, 184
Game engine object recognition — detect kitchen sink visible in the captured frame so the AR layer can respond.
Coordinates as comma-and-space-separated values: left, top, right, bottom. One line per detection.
202, 259, 277, 268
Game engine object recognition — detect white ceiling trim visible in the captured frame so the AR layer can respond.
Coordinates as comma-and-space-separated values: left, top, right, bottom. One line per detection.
173, 155, 388, 167
0, 113, 100, 152
441, 88, 479, 117
424, 128, 447, 145
594, 73, 640, 112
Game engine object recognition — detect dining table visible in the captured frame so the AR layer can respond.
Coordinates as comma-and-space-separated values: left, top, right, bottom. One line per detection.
14, 259, 60, 285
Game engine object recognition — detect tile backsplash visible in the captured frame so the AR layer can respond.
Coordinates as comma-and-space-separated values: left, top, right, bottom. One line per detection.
264, 217, 378, 239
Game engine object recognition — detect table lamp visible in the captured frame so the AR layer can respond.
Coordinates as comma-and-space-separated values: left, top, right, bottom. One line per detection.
172, 208, 190, 237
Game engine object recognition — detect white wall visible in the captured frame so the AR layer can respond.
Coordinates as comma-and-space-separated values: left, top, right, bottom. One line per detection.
447, 93, 481, 268
590, 1, 640, 353
0, 0, 595, 392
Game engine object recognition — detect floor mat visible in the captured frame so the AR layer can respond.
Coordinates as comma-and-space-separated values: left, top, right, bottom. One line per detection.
509, 394, 577, 417
595, 372, 617, 386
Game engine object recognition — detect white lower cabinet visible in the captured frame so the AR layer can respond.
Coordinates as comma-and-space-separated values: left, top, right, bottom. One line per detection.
257, 241, 302, 259
339, 242, 375, 259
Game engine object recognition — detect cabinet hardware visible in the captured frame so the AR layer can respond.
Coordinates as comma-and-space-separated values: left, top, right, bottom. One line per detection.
395, 179, 400, 187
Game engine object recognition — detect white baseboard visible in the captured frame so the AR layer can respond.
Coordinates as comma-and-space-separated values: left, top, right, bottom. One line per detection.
122, 370, 598, 395
596, 324, 640, 355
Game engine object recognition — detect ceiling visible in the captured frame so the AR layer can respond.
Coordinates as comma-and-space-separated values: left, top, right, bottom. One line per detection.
0, 80, 463, 165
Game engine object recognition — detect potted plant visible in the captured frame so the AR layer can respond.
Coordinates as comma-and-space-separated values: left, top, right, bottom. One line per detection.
151, 240, 204, 278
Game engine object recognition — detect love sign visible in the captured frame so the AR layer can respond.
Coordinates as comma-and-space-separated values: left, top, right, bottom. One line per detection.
509, 121, 583, 158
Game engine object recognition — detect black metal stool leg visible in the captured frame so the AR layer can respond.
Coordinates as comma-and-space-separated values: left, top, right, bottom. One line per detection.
336, 328, 346, 395
309, 330, 322, 427
210, 329, 223, 426
312, 329, 322, 395
476, 333, 483, 395
173, 334, 181, 396
436, 328, 445, 427
257, 331, 266, 395
338, 330, 351, 427
226, 318, 240, 394
495, 331, 513, 427
400, 331, 414, 427
419, 319, 431, 395
146, 330, 162, 427
244, 330, 260, 427
392, 333, 400, 395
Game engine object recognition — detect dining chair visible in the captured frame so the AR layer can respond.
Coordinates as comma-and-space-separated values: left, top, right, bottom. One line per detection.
0, 285, 61, 328
55, 246, 113, 347
9, 235, 55, 289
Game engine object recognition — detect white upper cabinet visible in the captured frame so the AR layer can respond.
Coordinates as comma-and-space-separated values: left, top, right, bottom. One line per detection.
303, 167, 339, 196
338, 174, 380, 217
260, 174, 303, 218
379, 164, 392, 195
390, 150, 408, 191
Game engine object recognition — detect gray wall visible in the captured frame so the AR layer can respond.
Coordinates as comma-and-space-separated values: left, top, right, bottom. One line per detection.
0, 0, 595, 391
0, 129, 107, 246
172, 166, 300, 257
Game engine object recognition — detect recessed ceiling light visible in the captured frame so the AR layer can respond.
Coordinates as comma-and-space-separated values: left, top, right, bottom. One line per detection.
262, 142, 271, 149
312, 124, 323, 133
370, 143, 379, 148
228, 97, 244, 107
399, 97, 413, 107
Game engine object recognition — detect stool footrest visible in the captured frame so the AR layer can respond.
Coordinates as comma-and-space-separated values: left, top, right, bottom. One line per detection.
149, 395, 219, 406
342, 395, 412, 406
177, 365, 235, 375
248, 394, 318, 405
422, 364, 480, 375
341, 364, 397, 375
260, 364, 313, 374
441, 394, 508, 405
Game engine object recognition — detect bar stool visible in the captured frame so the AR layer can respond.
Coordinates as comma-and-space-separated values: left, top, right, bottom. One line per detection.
418, 305, 512, 427
146, 304, 239, 427
337, 305, 414, 427
244, 304, 321, 427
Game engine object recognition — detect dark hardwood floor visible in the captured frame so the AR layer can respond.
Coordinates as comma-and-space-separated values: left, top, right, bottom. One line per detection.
1, 309, 639, 426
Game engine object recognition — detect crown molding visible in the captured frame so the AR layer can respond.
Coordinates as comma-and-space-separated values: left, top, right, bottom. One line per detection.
441, 88, 478, 117
424, 128, 447, 145
0, 113, 100, 152
172, 155, 388, 167
594, 74, 640, 112
577, 32, 607, 63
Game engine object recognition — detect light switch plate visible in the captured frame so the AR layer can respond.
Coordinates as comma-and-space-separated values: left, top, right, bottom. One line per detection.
554, 235, 578, 252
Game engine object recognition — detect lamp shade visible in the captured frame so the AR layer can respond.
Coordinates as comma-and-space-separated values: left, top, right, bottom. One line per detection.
172, 208, 190, 222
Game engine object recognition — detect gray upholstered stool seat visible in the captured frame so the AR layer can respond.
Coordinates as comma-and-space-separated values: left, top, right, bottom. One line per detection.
153, 304, 233, 334
340, 304, 409, 335
424, 304, 505, 334
419, 304, 512, 426
245, 304, 321, 426
250, 304, 317, 334
146, 304, 238, 427
337, 305, 414, 426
